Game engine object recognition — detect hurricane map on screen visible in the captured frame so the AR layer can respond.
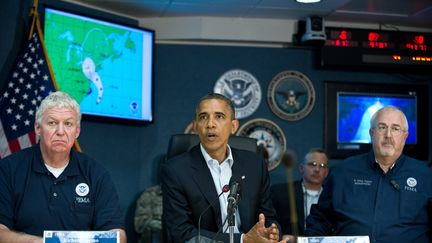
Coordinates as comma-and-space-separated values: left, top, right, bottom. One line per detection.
43, 8, 153, 121
337, 93, 417, 144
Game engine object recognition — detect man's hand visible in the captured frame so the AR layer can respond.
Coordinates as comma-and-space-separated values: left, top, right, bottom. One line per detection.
0, 224, 42, 243
109, 228, 126, 243
243, 213, 288, 243
282, 234, 296, 242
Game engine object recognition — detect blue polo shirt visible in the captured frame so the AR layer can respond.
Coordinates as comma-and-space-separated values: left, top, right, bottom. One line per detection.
0, 144, 125, 236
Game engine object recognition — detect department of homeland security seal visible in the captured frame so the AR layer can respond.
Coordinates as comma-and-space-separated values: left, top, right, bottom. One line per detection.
236, 118, 286, 171
214, 69, 261, 119
267, 70, 315, 121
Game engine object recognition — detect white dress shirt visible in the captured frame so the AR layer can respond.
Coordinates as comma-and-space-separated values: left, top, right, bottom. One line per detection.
200, 144, 241, 234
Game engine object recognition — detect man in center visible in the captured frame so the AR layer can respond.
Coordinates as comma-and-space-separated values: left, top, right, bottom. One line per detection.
162, 93, 282, 243
271, 148, 329, 238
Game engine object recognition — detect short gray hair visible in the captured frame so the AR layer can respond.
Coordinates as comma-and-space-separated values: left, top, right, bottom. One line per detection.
303, 148, 327, 164
35, 91, 81, 127
370, 105, 408, 131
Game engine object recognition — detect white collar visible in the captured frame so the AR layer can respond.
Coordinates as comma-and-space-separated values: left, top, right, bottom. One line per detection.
200, 143, 233, 167
302, 182, 323, 197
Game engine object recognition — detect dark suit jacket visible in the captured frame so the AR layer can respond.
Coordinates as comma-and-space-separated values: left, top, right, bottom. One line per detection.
161, 145, 278, 243
270, 181, 305, 236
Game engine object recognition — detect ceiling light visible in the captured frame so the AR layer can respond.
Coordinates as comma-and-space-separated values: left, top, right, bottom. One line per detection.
296, 0, 321, 3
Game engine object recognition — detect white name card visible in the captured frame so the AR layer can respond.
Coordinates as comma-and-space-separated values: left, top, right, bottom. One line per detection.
297, 236, 370, 243
43, 230, 119, 243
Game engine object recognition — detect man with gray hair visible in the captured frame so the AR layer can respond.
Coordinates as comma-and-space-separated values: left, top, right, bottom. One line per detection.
306, 106, 432, 242
0, 91, 126, 243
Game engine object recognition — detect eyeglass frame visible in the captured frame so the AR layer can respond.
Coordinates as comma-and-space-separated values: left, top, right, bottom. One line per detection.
373, 124, 407, 136
304, 161, 328, 169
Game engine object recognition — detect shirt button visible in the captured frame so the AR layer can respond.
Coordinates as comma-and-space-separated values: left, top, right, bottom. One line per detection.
53, 192, 57, 197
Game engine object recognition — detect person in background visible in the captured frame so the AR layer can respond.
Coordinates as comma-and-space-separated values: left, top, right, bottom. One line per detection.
0, 91, 126, 243
162, 93, 286, 243
271, 148, 329, 239
306, 106, 432, 242
134, 184, 163, 243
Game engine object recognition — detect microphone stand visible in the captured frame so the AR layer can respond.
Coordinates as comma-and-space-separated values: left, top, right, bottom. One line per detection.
281, 150, 299, 238
287, 167, 299, 236
227, 208, 236, 243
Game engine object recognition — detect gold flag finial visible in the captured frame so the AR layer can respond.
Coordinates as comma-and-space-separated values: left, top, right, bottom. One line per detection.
28, 0, 39, 40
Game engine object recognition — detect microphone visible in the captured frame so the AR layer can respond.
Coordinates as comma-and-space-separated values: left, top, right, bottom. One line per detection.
385, 171, 400, 192
198, 184, 230, 243
281, 149, 297, 169
228, 181, 240, 215
227, 176, 246, 226
390, 179, 400, 191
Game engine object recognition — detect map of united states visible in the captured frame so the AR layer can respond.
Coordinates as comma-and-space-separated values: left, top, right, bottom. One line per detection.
44, 9, 145, 118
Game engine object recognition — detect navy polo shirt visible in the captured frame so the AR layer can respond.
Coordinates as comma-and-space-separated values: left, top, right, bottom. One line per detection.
306, 151, 432, 242
0, 144, 124, 236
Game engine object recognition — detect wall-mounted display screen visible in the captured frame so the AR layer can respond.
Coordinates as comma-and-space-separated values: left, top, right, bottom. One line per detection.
43, 7, 154, 123
337, 93, 417, 144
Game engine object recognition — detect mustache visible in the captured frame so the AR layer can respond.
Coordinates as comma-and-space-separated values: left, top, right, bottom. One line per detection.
381, 139, 395, 146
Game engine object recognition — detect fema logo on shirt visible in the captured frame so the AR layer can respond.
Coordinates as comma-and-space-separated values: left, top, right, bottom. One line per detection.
404, 177, 417, 192
214, 69, 261, 119
75, 183, 90, 197
406, 177, 417, 187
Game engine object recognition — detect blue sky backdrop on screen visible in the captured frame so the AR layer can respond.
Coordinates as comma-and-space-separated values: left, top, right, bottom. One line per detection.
337, 93, 417, 144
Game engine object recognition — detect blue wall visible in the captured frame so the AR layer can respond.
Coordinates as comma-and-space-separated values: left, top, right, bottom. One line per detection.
1, 1, 432, 242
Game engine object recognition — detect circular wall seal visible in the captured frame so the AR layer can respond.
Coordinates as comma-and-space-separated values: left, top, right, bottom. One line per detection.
214, 69, 262, 119
236, 118, 286, 171
267, 70, 315, 121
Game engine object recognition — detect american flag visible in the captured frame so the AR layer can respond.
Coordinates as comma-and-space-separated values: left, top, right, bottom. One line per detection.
0, 25, 56, 159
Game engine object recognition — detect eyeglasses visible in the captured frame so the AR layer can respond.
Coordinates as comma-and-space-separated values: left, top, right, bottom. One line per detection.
305, 161, 328, 169
374, 124, 406, 136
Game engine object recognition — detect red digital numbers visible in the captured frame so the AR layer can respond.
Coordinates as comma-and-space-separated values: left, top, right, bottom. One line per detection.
368, 32, 380, 41
339, 31, 348, 40
325, 28, 431, 52
367, 32, 389, 49
405, 35, 428, 51
413, 35, 424, 45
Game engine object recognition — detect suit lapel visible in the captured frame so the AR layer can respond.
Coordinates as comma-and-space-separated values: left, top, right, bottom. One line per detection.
190, 146, 223, 227
231, 149, 248, 230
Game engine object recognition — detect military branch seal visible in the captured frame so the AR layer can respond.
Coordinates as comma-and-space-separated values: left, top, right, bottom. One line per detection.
267, 70, 315, 121
214, 69, 261, 119
236, 118, 286, 171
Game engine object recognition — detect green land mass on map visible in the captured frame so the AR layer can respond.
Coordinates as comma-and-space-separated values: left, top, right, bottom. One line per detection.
45, 13, 136, 103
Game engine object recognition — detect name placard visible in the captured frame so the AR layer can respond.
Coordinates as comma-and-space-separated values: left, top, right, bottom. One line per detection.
43, 231, 119, 243
297, 236, 370, 243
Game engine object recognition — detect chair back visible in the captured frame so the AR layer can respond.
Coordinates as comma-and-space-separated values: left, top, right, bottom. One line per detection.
166, 134, 257, 160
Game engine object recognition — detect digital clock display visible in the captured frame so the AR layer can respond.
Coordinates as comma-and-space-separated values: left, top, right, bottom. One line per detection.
402, 34, 428, 51
325, 27, 431, 52
321, 27, 432, 71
